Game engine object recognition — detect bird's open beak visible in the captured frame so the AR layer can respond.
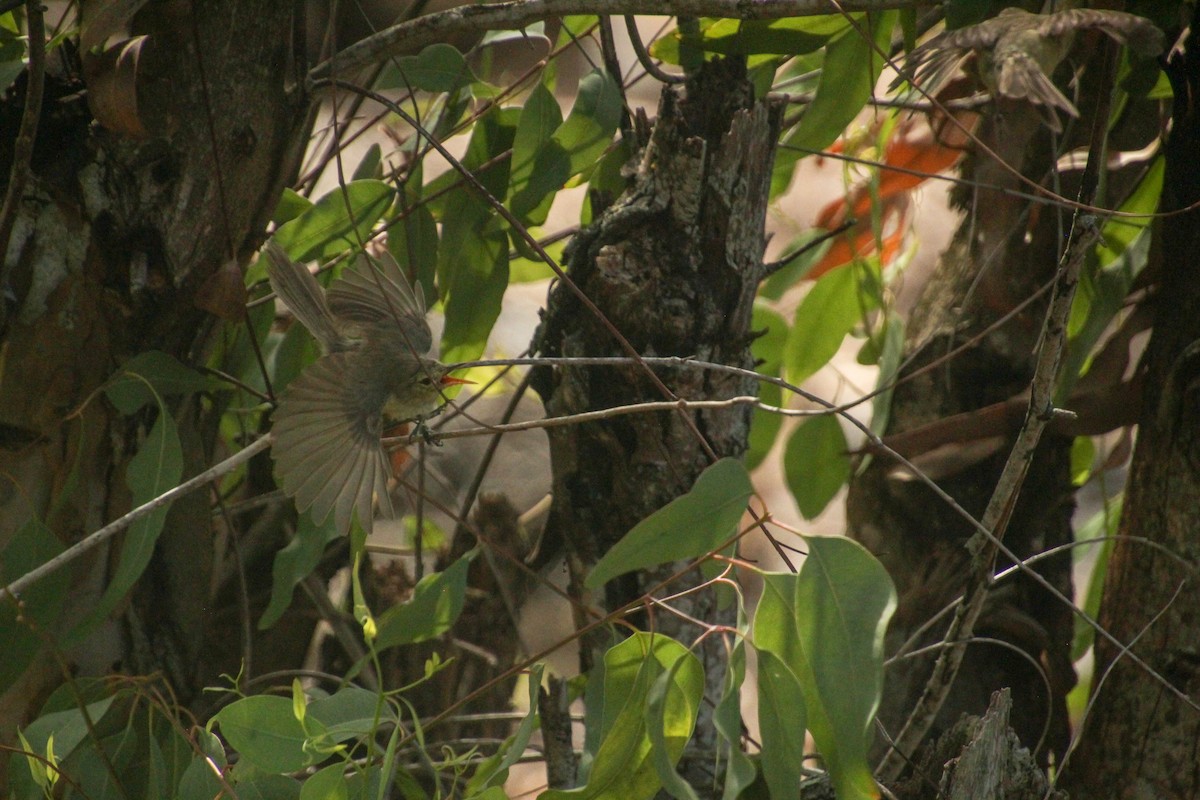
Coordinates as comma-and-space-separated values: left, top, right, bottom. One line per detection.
440, 375, 475, 386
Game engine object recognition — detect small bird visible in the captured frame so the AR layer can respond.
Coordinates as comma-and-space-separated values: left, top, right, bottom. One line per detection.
898, 7, 1164, 132
263, 242, 470, 535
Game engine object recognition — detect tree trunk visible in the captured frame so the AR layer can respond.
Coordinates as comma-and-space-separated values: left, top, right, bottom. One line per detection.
0, 0, 308, 766
531, 58, 781, 791
1059, 21, 1200, 799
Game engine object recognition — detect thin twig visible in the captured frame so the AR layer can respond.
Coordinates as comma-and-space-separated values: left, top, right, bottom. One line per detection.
1050, 581, 1187, 797
392, 396, 763, 444
888, 533, 1198, 668
0, 435, 273, 602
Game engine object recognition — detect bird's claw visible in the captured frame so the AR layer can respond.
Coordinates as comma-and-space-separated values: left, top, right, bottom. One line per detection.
412, 418, 442, 446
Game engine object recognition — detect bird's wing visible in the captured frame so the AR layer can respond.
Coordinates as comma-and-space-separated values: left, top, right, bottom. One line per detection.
995, 49, 1077, 128
264, 242, 344, 351
272, 352, 394, 536
897, 44, 973, 96
893, 12, 1012, 95
327, 251, 432, 354
1039, 9, 1164, 56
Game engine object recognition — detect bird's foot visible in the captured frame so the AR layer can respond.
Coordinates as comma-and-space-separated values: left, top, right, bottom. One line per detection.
411, 418, 443, 446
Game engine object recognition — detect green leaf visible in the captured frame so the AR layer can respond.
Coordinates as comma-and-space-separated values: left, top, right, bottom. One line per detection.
688, 16, 849, 57
869, 312, 905, 439
508, 81, 564, 222
466, 788, 508, 800
260, 514, 341, 629
376, 43, 477, 93
761, 231, 834, 300
62, 725, 142, 800
146, 723, 194, 800
388, 200, 440, 303
308, 686, 395, 743
10, 694, 128, 798
755, 649, 808, 800
1062, 157, 1162, 395
346, 766, 385, 800
0, 519, 68, 689
271, 317, 323, 395
230, 773, 303, 799
784, 415, 850, 520
584, 137, 633, 219
72, 409, 184, 639
438, 107, 518, 364
508, 69, 622, 225
784, 264, 867, 386
104, 350, 210, 414
509, 237, 566, 283
435, 86, 478, 143
753, 537, 896, 800
17, 697, 117, 774
543, 634, 700, 800
352, 143, 383, 181
468, 663, 544, 793
1070, 435, 1095, 486
578, 648, 609, 781
553, 69, 623, 175
273, 180, 394, 262
176, 730, 227, 800
900, 7, 918, 51
771, 12, 896, 196
301, 764, 350, 800
747, 305, 788, 470
0, 21, 26, 95
292, 679, 307, 727
273, 188, 314, 227
586, 459, 753, 589
440, 222, 507, 366
214, 696, 325, 774
714, 619, 757, 800
1071, 494, 1123, 661
373, 550, 476, 649
646, 653, 704, 800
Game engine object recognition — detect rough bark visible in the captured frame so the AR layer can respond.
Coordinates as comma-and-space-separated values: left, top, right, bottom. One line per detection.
0, 0, 308, 767
531, 59, 781, 791
891, 690, 1065, 800
1059, 21, 1200, 799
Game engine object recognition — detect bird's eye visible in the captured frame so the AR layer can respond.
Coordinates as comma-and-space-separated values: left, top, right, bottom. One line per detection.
420, 377, 433, 386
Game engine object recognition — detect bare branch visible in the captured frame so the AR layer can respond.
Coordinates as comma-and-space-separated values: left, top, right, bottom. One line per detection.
310, 0, 908, 81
